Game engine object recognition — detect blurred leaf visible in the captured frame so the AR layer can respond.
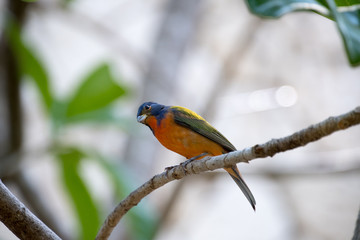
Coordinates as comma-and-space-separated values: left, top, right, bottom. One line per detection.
62, 0, 75, 5
64, 106, 121, 124
65, 63, 127, 120
51, 102, 134, 135
69, 111, 134, 133
6, 18, 53, 110
92, 152, 159, 240
57, 147, 101, 240
50, 99, 68, 135
245, 0, 360, 66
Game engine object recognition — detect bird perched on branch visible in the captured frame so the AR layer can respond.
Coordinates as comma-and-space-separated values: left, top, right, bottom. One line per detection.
137, 102, 256, 210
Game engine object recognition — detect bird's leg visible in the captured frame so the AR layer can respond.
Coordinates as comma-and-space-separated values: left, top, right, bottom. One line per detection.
165, 165, 176, 171
164, 152, 208, 171
181, 152, 208, 167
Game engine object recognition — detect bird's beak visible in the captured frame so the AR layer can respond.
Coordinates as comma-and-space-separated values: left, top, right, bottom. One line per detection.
137, 114, 147, 123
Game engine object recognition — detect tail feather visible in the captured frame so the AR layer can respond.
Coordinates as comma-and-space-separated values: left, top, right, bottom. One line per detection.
225, 166, 256, 211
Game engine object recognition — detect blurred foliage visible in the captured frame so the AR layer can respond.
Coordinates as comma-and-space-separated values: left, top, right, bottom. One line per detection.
246, 0, 360, 66
57, 148, 100, 240
51, 63, 129, 130
64, 64, 126, 119
6, 18, 159, 240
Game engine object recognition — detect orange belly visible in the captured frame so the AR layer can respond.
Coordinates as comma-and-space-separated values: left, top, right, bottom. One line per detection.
147, 114, 225, 159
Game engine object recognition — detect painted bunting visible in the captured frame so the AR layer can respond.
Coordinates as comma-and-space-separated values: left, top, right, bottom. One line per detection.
137, 102, 256, 210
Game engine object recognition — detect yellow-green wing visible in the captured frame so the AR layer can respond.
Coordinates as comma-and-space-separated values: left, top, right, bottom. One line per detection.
170, 106, 236, 152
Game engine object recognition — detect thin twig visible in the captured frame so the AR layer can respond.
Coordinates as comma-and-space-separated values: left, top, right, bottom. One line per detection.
96, 106, 360, 240
0, 180, 61, 240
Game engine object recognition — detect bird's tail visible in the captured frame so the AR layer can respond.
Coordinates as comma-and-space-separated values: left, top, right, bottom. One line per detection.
224, 166, 256, 211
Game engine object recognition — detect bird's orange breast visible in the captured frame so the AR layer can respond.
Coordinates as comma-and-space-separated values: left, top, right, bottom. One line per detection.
146, 112, 225, 159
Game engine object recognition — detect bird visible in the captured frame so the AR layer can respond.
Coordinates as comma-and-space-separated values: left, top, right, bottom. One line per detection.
137, 102, 256, 210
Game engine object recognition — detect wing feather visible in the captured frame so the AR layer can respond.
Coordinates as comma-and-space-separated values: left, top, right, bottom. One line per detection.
171, 106, 236, 152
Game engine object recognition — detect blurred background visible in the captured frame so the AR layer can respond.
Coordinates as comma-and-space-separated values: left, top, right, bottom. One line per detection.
0, 0, 360, 239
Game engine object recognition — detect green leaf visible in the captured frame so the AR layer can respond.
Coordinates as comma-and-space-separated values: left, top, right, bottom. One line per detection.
57, 147, 101, 240
91, 152, 159, 240
246, 0, 328, 18
6, 18, 53, 110
65, 63, 127, 119
245, 0, 360, 66
326, 1, 360, 65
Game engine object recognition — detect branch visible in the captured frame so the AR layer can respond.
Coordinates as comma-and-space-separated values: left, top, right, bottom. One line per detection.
96, 106, 360, 240
0, 180, 61, 240
353, 207, 360, 240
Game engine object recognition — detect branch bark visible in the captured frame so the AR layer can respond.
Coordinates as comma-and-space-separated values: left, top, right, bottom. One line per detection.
0, 180, 61, 240
96, 106, 360, 240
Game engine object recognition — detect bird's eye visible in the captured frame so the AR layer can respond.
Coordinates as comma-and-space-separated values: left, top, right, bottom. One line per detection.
144, 105, 151, 110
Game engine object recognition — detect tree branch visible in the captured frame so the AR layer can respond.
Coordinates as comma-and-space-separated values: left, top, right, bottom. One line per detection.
96, 106, 360, 240
0, 180, 61, 240
353, 207, 360, 240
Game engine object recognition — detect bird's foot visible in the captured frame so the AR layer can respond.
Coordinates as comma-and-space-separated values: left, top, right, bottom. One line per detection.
165, 153, 208, 171
181, 152, 208, 168
165, 165, 177, 171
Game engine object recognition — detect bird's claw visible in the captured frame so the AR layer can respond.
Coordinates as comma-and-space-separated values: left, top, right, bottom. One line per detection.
165, 153, 208, 171
181, 152, 208, 168
165, 165, 177, 171
180, 158, 194, 168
